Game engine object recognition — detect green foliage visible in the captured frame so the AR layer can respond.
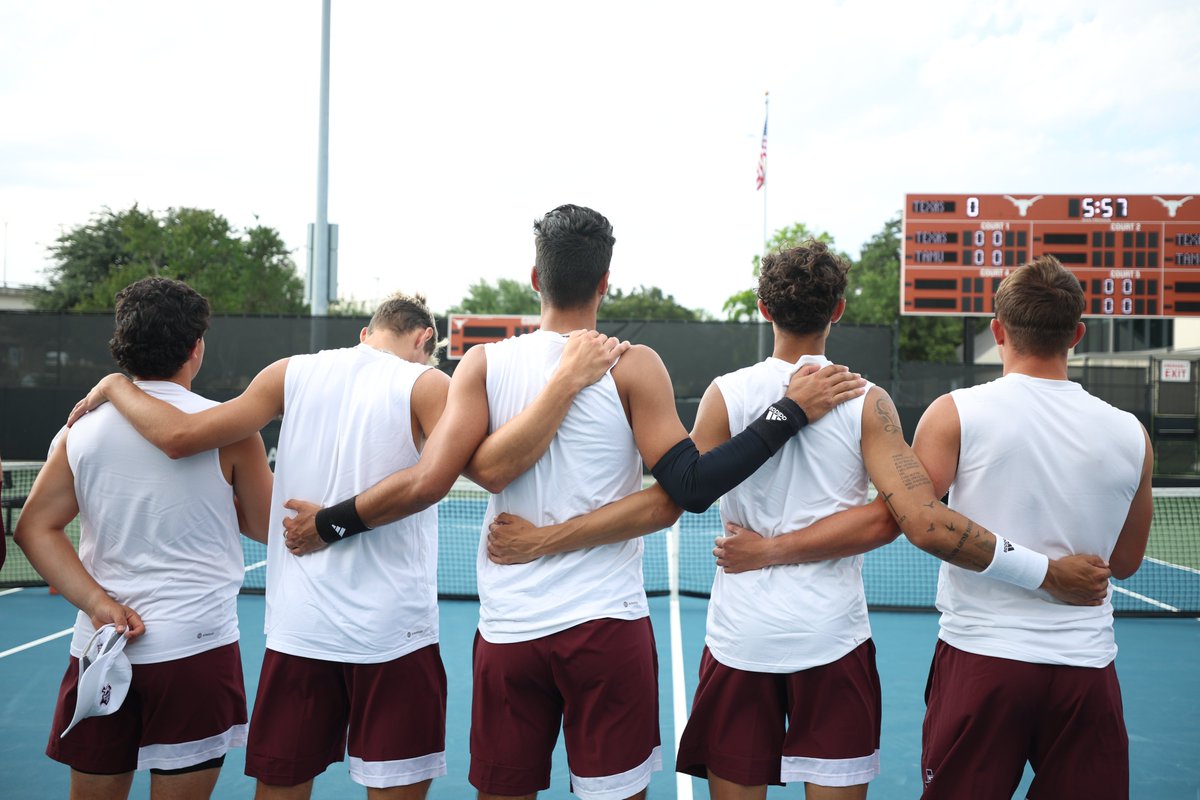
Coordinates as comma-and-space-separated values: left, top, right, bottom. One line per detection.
841, 215, 963, 362
448, 278, 540, 315
448, 279, 706, 321
36, 206, 308, 314
723, 222, 840, 322
599, 285, 706, 321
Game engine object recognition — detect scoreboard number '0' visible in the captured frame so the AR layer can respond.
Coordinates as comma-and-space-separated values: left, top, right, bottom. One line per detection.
901, 193, 1200, 318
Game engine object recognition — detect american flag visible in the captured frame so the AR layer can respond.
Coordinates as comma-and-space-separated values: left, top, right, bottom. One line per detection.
755, 115, 768, 190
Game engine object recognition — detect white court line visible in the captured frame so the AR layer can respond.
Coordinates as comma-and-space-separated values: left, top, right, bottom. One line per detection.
666, 520, 694, 800
0, 587, 24, 598
0, 627, 72, 660
1111, 584, 1179, 613
0, 559, 267, 661
1145, 556, 1200, 576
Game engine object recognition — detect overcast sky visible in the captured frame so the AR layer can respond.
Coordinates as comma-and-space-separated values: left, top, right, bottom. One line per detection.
2, 0, 1198, 316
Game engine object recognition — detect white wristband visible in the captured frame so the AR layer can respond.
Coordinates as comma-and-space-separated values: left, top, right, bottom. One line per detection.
981, 536, 1049, 590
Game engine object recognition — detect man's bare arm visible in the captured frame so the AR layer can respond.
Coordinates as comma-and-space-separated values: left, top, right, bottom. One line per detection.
871, 387, 1111, 605
13, 439, 145, 638
487, 484, 682, 564
68, 360, 288, 459
1108, 427, 1154, 580
223, 434, 274, 544
465, 331, 630, 493
714, 498, 899, 573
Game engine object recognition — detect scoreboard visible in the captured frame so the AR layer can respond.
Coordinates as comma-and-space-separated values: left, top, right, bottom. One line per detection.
901, 194, 1200, 317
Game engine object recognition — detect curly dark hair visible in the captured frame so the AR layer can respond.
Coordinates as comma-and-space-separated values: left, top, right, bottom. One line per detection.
757, 240, 850, 335
109, 278, 211, 379
533, 204, 615, 309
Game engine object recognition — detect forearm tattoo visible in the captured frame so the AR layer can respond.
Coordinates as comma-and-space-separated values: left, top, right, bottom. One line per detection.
874, 398, 902, 435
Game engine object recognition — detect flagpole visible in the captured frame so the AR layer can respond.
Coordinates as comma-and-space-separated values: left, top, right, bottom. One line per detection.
758, 90, 769, 360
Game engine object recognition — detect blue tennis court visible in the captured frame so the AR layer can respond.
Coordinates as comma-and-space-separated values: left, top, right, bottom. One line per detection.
3, 588, 1199, 798
3, 486, 1200, 798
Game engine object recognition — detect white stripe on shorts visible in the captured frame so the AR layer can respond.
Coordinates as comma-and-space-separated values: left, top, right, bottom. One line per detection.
137, 723, 248, 772
781, 748, 880, 787
570, 745, 663, 800
348, 752, 447, 788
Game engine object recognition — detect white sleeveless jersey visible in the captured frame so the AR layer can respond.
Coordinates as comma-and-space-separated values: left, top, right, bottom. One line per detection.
939, 373, 1145, 667
66, 381, 242, 664
477, 330, 645, 643
265, 344, 438, 663
707, 355, 874, 672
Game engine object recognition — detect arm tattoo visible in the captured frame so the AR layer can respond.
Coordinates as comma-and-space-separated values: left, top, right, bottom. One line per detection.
874, 398, 902, 435
945, 521, 972, 563
891, 453, 933, 491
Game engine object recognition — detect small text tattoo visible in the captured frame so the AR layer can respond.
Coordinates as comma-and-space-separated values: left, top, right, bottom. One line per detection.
891, 453, 933, 490
946, 522, 973, 562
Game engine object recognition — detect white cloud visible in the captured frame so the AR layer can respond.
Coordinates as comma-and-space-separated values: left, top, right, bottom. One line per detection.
1, 0, 1197, 316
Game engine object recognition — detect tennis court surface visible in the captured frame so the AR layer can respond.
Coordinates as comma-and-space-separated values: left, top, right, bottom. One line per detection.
3, 468, 1199, 798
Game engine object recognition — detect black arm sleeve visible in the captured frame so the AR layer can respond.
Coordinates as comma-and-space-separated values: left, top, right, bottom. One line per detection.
650, 397, 807, 513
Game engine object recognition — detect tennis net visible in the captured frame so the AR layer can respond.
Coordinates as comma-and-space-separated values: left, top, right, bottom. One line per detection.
4, 463, 1198, 616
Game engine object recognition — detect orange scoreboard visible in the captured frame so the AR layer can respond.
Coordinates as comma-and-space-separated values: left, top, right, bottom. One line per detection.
447, 314, 541, 359
901, 194, 1200, 317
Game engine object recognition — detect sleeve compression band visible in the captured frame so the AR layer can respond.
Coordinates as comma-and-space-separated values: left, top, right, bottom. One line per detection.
650, 397, 808, 513
315, 496, 371, 544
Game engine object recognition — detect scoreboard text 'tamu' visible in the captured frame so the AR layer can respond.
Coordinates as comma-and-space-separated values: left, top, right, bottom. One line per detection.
901, 194, 1200, 318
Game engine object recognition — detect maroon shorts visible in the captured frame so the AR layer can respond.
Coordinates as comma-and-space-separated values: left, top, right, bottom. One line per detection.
469, 617, 661, 799
245, 645, 447, 789
677, 641, 881, 788
46, 641, 247, 774
921, 640, 1128, 800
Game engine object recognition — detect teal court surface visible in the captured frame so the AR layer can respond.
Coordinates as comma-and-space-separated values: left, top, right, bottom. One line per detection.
2, 588, 1199, 799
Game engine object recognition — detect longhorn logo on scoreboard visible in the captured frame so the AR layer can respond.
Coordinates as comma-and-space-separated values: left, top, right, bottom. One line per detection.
448, 314, 541, 359
902, 194, 1200, 319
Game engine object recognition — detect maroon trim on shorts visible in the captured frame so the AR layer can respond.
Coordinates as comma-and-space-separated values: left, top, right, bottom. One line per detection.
676, 640, 881, 787
921, 640, 1128, 800
469, 617, 660, 797
245, 645, 447, 788
46, 642, 247, 775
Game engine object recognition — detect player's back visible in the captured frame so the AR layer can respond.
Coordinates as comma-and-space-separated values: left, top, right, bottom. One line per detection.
266, 344, 437, 662
67, 380, 241, 663
476, 330, 644, 642
940, 373, 1145, 666
708, 354, 873, 672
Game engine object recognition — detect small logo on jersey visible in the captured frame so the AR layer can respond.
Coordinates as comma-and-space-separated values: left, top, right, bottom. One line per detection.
100, 684, 112, 707
765, 406, 788, 422
331, 524, 347, 539
1002, 538, 1015, 553
924, 768, 934, 786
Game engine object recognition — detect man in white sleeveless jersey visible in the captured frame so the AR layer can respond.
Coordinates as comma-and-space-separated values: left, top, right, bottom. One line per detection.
67, 292, 627, 799
16, 277, 274, 800
490, 243, 1120, 800
910, 256, 1153, 800
280, 206, 868, 800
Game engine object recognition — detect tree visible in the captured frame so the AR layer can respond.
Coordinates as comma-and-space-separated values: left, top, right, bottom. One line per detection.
448, 278, 706, 321
599, 285, 706, 321
722, 222, 839, 322
36, 206, 308, 314
448, 278, 540, 315
841, 215, 963, 362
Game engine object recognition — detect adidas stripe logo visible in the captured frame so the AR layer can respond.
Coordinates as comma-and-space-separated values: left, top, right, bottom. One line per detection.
332, 524, 347, 539
765, 406, 788, 422
1002, 538, 1014, 553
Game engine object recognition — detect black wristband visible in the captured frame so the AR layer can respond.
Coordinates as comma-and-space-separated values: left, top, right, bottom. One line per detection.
745, 396, 808, 455
314, 496, 370, 544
